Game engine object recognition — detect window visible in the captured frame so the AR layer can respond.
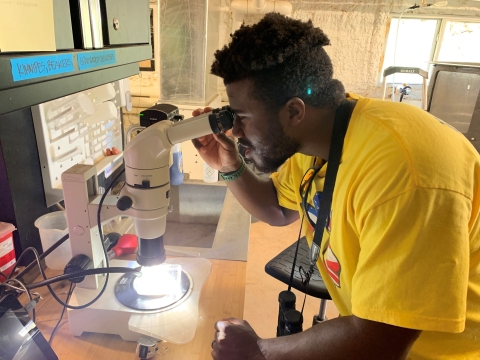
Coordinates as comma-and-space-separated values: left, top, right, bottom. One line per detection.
381, 17, 480, 85
382, 18, 439, 84
437, 21, 480, 63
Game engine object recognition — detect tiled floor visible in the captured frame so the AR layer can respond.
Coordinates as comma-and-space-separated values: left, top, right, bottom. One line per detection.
243, 219, 339, 339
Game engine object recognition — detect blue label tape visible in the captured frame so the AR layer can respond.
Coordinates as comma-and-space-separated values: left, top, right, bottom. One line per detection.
77, 50, 117, 70
10, 54, 75, 82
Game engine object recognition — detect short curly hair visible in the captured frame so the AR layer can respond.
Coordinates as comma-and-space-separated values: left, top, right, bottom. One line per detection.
211, 13, 345, 109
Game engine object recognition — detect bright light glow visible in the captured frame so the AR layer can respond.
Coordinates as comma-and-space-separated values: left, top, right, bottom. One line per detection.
307, 88, 312, 95
134, 264, 182, 297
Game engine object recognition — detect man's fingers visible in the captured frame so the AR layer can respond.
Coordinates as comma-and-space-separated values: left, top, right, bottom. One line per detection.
192, 138, 203, 151
211, 349, 218, 360
192, 107, 214, 117
214, 320, 224, 332
195, 136, 216, 154
213, 133, 235, 150
223, 318, 244, 325
192, 108, 204, 116
204, 136, 219, 152
192, 135, 213, 152
214, 321, 228, 341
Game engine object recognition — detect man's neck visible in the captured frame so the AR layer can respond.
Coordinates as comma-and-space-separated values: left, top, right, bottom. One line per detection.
297, 106, 336, 161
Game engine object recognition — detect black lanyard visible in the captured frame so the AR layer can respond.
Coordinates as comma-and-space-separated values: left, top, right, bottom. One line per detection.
308, 99, 356, 266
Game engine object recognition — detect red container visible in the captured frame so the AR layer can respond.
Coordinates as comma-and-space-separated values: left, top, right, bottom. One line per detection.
0, 222, 16, 280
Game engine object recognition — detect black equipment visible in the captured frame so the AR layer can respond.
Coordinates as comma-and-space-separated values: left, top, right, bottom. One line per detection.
0, 293, 58, 360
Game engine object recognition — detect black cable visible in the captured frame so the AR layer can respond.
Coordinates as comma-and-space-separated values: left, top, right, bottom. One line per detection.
287, 214, 305, 292
26, 267, 141, 290
49, 282, 74, 345
1, 278, 35, 323
7, 242, 49, 281
90, 168, 126, 307
15, 233, 69, 281
7, 168, 125, 310
9, 247, 72, 309
44, 167, 126, 309
7, 246, 101, 310
288, 157, 319, 292
298, 267, 311, 315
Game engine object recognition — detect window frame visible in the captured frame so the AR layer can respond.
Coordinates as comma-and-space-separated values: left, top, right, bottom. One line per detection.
380, 14, 480, 85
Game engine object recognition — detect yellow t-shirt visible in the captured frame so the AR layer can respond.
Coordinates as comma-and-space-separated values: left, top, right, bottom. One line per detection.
271, 95, 480, 359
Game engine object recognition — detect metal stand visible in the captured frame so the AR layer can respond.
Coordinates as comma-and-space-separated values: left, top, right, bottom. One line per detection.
382, 66, 428, 110
312, 299, 328, 325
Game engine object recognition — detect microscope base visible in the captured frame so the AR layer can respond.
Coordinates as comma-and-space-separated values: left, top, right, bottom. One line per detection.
67, 257, 211, 344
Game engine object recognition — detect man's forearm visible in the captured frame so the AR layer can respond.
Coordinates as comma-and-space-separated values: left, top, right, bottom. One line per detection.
226, 166, 298, 226
258, 315, 420, 360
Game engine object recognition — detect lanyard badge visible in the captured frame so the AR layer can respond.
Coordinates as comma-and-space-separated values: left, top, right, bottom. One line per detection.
298, 99, 356, 279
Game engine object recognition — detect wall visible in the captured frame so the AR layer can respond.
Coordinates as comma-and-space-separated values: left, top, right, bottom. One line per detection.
217, 0, 480, 100
124, 0, 480, 175
128, 0, 480, 108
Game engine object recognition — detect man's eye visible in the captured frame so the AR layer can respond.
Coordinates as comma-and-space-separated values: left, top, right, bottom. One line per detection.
235, 114, 245, 121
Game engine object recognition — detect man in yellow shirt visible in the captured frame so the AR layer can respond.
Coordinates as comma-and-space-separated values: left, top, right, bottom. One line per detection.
193, 13, 480, 360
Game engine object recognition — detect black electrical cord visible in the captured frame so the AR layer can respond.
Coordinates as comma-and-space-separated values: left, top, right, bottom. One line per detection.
7, 247, 83, 309
91, 167, 126, 306
0, 278, 35, 323
43, 167, 126, 309
49, 282, 75, 345
14, 233, 70, 281
2, 241, 47, 307
7, 242, 51, 281
3, 167, 127, 310
7, 246, 133, 310
287, 214, 305, 293
26, 267, 141, 290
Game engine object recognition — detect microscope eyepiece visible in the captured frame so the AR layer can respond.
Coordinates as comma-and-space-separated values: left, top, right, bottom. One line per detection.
208, 106, 234, 134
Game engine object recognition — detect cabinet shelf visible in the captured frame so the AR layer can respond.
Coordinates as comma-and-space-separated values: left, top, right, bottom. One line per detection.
0, 44, 151, 115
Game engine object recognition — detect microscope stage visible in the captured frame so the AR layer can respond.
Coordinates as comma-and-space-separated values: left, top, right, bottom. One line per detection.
115, 267, 192, 311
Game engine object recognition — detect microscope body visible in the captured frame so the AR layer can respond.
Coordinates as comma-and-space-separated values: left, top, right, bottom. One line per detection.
61, 106, 234, 289
60, 106, 233, 341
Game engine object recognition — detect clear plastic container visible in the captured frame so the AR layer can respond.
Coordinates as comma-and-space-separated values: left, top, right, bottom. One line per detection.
203, 161, 218, 183
34, 211, 71, 270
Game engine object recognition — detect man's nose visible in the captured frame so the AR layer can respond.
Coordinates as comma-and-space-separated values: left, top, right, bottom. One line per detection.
232, 118, 244, 138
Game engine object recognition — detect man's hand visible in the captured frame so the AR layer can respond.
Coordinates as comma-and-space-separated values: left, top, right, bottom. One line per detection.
191, 107, 242, 173
211, 318, 266, 360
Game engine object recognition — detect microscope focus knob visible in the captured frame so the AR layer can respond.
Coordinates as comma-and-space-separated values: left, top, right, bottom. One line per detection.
117, 196, 133, 211
64, 254, 93, 283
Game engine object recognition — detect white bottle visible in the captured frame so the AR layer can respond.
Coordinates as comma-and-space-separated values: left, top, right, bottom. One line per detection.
203, 161, 218, 183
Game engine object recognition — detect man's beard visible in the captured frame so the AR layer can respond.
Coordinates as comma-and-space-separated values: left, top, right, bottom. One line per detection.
240, 118, 300, 174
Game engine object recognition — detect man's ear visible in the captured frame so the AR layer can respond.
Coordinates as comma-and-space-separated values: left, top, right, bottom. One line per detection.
285, 97, 306, 126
